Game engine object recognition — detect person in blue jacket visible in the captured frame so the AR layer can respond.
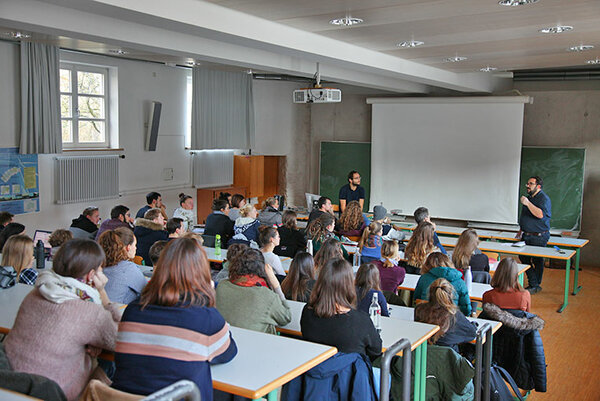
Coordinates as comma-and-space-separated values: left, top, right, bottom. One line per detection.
414, 252, 472, 316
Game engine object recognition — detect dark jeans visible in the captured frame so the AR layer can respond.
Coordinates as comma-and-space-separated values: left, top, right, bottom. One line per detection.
521, 233, 549, 288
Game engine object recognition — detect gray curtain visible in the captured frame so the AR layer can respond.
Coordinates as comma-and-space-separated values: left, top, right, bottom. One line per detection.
191, 68, 255, 150
19, 42, 62, 154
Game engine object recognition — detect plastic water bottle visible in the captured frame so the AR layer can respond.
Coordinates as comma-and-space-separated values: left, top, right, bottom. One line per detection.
369, 292, 381, 333
307, 239, 313, 256
352, 251, 361, 267
215, 234, 221, 258
465, 267, 473, 295
35, 240, 45, 269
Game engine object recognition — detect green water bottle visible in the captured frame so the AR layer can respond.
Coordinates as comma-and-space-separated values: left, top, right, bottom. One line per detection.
215, 234, 221, 257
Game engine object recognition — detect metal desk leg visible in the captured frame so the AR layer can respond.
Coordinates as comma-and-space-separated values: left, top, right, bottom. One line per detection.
572, 248, 582, 295
380, 338, 411, 401
264, 390, 277, 401
557, 259, 571, 313
413, 345, 422, 401
517, 272, 524, 287
473, 323, 491, 401
419, 343, 427, 401
483, 330, 492, 401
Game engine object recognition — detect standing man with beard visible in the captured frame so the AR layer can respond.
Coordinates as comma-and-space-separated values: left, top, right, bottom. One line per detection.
518, 176, 552, 295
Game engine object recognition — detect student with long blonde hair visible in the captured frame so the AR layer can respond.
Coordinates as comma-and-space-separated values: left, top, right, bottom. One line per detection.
482, 257, 531, 311
2, 235, 37, 285
372, 240, 406, 305
358, 221, 383, 264
337, 200, 367, 237
403, 221, 437, 274
414, 277, 476, 351
413, 252, 471, 316
452, 228, 489, 274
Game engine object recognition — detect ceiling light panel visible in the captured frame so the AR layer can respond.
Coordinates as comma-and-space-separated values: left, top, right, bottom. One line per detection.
396, 40, 424, 48
568, 45, 594, 52
539, 25, 573, 34
444, 56, 467, 62
498, 0, 539, 6
329, 17, 364, 26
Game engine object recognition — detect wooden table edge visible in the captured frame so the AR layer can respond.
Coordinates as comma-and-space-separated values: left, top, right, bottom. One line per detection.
212, 346, 338, 399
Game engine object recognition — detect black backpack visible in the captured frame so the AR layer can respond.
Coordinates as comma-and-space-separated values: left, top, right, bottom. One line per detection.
489, 363, 525, 401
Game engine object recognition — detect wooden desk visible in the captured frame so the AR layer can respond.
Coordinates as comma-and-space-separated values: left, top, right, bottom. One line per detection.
397, 273, 491, 302
0, 284, 33, 334
277, 300, 438, 401
211, 326, 337, 401
204, 247, 291, 272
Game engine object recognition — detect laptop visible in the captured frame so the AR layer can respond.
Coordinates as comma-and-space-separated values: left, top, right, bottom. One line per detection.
33, 230, 53, 250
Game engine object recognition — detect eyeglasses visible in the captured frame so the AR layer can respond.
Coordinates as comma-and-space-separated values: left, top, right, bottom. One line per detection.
526, 182, 537, 186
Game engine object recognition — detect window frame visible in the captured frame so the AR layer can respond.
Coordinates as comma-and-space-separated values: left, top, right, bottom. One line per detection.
60, 62, 111, 149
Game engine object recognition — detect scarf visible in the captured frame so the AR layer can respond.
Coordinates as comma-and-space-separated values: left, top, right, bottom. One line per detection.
36, 270, 101, 304
230, 274, 268, 288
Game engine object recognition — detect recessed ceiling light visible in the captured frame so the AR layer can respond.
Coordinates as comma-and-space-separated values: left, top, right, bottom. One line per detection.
480, 66, 498, 72
444, 56, 467, 62
586, 58, 600, 65
568, 45, 594, 52
396, 40, 425, 48
108, 49, 129, 55
539, 25, 573, 34
329, 16, 364, 26
3, 31, 31, 39
498, 0, 539, 6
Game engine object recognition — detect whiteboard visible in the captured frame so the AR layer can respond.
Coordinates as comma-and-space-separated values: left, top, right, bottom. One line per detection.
369, 98, 526, 224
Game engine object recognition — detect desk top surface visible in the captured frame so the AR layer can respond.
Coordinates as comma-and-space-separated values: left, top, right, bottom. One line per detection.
211, 326, 337, 399
0, 388, 42, 401
398, 273, 491, 301
0, 283, 33, 332
278, 300, 438, 352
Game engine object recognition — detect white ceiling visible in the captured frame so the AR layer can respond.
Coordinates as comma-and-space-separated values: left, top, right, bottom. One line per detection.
0, 0, 598, 94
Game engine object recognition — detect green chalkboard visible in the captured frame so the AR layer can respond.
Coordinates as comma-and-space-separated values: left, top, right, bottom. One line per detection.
319, 142, 371, 211
519, 147, 585, 231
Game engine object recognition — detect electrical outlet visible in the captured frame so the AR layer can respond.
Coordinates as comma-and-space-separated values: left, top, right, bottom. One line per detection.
162, 168, 174, 181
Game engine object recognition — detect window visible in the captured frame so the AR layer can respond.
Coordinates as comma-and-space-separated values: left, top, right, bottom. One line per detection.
60, 63, 110, 148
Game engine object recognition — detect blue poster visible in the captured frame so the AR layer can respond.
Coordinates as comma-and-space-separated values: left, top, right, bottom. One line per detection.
0, 148, 39, 215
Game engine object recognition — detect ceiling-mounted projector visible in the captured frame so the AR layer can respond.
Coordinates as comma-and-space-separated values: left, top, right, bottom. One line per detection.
293, 88, 342, 104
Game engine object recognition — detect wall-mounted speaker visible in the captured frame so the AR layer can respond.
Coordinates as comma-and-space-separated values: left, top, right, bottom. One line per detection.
145, 101, 162, 151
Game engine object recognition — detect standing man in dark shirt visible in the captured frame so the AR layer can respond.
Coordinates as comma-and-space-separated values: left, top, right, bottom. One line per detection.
339, 170, 365, 213
518, 176, 552, 294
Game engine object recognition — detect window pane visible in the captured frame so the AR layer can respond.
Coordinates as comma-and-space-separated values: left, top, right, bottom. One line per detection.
61, 95, 72, 118
78, 121, 105, 143
77, 71, 104, 95
78, 96, 105, 119
62, 120, 73, 143
60, 69, 71, 93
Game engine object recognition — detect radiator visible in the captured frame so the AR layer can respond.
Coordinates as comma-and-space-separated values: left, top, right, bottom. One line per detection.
54, 155, 120, 204
192, 150, 234, 188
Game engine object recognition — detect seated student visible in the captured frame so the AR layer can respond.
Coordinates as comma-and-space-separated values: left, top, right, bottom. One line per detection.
402, 221, 437, 274
172, 193, 195, 231
98, 228, 146, 304
415, 278, 477, 352
69, 206, 100, 240
4, 239, 119, 401
204, 199, 235, 246
96, 205, 133, 240
482, 257, 531, 312
0, 222, 26, 251
214, 243, 248, 283
301, 258, 382, 362
355, 263, 389, 317
2, 235, 37, 285
452, 228, 490, 276
306, 213, 349, 260
259, 226, 285, 276
216, 248, 291, 334
135, 191, 166, 219
413, 206, 447, 255
275, 210, 307, 258
166, 217, 184, 239
337, 200, 367, 237
257, 197, 283, 226
229, 203, 260, 247
281, 252, 316, 302
358, 221, 384, 264
228, 193, 246, 222
313, 238, 344, 272
372, 240, 406, 306
48, 229, 73, 257
307, 196, 334, 227
133, 208, 169, 266
112, 238, 237, 401
0, 211, 14, 234
148, 240, 168, 268
218, 191, 232, 206
414, 252, 472, 316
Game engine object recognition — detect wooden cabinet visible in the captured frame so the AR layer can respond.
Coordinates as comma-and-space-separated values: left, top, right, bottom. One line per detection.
234, 155, 264, 198
196, 186, 246, 224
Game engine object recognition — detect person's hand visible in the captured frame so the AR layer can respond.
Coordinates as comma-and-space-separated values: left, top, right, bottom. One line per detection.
85, 345, 102, 357
520, 196, 529, 206
383, 217, 391, 224
91, 266, 108, 291
264, 263, 280, 289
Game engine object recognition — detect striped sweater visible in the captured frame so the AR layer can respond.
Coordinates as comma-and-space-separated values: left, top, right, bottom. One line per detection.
112, 302, 237, 401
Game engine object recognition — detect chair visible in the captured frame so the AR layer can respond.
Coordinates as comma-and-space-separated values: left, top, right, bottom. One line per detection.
80, 379, 201, 401
132, 256, 144, 266
202, 234, 216, 248
482, 252, 499, 262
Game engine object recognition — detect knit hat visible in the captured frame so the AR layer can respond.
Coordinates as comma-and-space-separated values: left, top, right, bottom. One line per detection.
373, 205, 387, 221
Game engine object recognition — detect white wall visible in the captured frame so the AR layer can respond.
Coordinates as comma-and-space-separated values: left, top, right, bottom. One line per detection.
0, 42, 194, 231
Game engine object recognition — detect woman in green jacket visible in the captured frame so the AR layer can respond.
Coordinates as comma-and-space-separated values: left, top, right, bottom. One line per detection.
306, 213, 349, 260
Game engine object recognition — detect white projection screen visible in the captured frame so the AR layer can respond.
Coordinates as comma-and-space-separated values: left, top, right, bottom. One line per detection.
368, 97, 528, 224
